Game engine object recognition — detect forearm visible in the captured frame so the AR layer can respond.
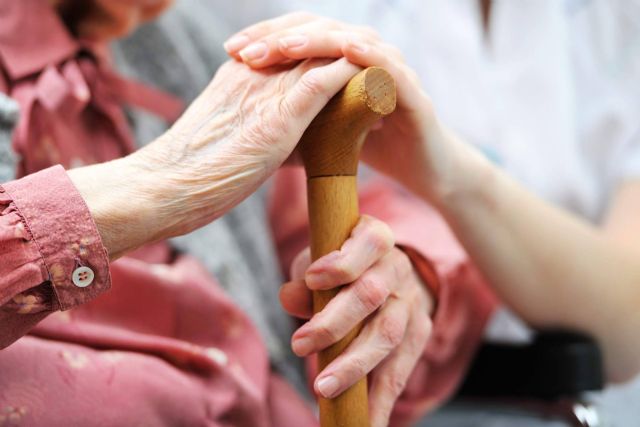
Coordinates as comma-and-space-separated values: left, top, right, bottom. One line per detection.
429, 139, 640, 382
67, 153, 170, 260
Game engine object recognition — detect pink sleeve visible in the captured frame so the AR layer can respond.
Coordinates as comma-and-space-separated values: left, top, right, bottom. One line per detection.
0, 165, 110, 349
269, 168, 497, 424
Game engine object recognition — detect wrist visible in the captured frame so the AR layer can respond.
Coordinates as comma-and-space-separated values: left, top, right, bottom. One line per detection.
419, 124, 498, 213
67, 155, 169, 260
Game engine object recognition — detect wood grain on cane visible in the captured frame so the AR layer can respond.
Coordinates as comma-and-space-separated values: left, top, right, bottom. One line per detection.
299, 67, 397, 427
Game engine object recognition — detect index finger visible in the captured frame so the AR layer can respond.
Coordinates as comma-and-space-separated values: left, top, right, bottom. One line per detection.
223, 11, 319, 57
305, 215, 395, 290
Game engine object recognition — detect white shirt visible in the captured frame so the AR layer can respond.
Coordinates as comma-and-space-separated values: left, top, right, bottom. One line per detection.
278, 0, 640, 223
270, 0, 640, 424
276, 0, 640, 333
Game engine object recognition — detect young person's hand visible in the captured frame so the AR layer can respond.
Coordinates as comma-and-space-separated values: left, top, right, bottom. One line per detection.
224, 12, 480, 204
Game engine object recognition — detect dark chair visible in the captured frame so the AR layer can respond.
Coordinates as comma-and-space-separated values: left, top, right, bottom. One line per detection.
454, 330, 604, 427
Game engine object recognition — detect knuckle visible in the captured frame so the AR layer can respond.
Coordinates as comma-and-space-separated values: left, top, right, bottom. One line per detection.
297, 69, 327, 98
362, 222, 395, 254
365, 232, 390, 255
345, 355, 369, 378
378, 315, 405, 348
314, 320, 340, 344
355, 277, 389, 312
352, 215, 371, 236
279, 66, 331, 119
332, 258, 358, 283
374, 222, 395, 249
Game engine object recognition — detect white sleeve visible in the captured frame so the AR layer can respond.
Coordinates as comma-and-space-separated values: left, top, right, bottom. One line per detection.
611, 129, 640, 185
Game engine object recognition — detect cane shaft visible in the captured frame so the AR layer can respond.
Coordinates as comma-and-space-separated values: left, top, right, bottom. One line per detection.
307, 176, 368, 427
300, 67, 396, 427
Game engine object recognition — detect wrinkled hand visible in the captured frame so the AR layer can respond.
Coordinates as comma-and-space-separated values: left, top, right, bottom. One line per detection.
280, 215, 433, 427
223, 12, 463, 201
71, 58, 361, 259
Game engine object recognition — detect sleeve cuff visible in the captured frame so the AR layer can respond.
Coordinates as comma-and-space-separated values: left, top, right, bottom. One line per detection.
396, 243, 441, 314
2, 165, 111, 310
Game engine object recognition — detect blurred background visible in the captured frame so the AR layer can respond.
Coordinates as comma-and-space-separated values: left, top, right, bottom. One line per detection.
111, 0, 640, 425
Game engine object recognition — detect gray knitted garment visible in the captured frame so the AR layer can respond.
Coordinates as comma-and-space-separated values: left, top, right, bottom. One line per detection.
110, 2, 308, 396
0, 94, 18, 184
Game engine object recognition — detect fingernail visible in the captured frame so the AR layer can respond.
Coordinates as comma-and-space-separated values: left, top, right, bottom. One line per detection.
239, 42, 267, 62
292, 337, 313, 356
316, 375, 340, 398
279, 34, 308, 49
223, 34, 250, 52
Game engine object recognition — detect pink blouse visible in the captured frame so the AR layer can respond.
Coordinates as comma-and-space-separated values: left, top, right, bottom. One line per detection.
0, 0, 497, 425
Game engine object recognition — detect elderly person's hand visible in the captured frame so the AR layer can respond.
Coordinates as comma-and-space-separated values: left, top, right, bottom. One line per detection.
280, 215, 434, 427
224, 12, 478, 206
69, 57, 362, 259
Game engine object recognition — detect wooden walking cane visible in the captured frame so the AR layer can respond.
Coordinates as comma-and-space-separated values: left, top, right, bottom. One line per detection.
298, 67, 397, 427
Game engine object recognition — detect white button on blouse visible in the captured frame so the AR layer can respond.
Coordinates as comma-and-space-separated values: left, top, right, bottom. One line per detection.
71, 266, 95, 288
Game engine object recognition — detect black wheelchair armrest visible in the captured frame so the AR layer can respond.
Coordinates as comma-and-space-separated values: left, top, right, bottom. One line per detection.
457, 330, 604, 400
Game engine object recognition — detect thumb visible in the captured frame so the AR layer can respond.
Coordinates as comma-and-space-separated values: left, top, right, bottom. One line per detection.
277, 58, 362, 152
